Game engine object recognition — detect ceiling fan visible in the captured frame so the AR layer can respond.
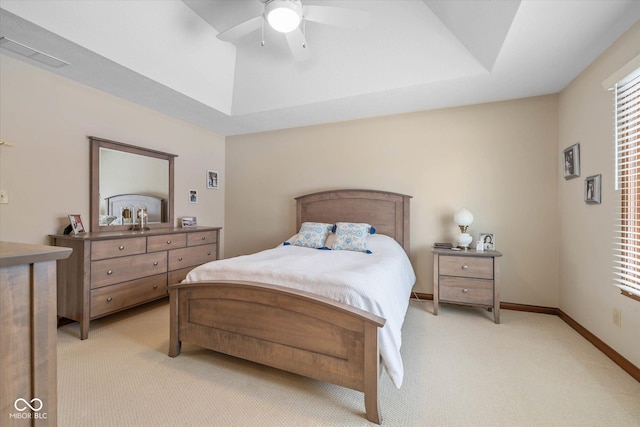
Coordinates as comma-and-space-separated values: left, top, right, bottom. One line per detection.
216, 0, 369, 61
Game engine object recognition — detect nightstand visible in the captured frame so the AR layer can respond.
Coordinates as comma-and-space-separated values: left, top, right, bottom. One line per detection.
432, 248, 503, 323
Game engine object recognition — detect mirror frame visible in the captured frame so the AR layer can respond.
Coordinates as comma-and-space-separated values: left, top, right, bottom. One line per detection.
90, 136, 177, 232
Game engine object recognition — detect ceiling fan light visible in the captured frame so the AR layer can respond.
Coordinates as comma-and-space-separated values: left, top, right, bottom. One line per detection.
266, 0, 302, 33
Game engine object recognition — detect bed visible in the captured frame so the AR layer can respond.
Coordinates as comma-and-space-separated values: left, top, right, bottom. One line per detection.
168, 189, 414, 424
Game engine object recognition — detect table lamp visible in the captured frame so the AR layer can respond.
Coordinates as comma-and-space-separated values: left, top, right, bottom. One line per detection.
454, 208, 474, 249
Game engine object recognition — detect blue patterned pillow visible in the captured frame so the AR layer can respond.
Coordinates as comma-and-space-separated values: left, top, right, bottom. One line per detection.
331, 222, 371, 252
294, 222, 333, 248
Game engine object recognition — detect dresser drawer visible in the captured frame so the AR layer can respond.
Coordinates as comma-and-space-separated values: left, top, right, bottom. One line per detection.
168, 267, 193, 285
90, 273, 167, 318
91, 252, 168, 289
187, 231, 218, 247
168, 244, 217, 271
439, 255, 493, 279
439, 277, 493, 306
147, 233, 186, 252
91, 237, 146, 260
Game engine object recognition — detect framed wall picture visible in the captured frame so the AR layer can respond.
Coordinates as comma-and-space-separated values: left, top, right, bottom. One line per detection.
68, 214, 86, 234
585, 174, 602, 204
207, 170, 219, 189
563, 143, 580, 179
181, 217, 197, 228
479, 233, 494, 251
189, 189, 198, 204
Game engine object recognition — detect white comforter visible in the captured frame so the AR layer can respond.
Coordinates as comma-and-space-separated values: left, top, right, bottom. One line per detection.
184, 233, 416, 388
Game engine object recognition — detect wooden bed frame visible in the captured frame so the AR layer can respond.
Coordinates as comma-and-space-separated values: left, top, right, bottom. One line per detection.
168, 189, 411, 424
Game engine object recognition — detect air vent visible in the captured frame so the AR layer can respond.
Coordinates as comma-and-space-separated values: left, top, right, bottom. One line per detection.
0, 36, 69, 68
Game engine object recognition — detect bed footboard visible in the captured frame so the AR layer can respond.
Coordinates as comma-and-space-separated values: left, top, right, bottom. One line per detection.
168, 280, 386, 424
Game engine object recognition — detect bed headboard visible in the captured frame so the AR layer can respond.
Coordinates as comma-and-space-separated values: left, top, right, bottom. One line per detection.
106, 194, 164, 223
295, 189, 412, 254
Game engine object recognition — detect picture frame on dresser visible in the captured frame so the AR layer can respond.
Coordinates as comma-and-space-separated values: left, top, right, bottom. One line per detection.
181, 217, 197, 228
68, 214, 85, 234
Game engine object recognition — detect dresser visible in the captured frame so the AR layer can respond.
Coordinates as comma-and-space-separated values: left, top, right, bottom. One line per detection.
49, 227, 220, 339
1, 241, 72, 427
432, 248, 502, 323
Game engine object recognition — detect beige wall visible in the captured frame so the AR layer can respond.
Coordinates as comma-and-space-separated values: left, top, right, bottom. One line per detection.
558, 21, 640, 367
226, 95, 560, 307
0, 55, 225, 252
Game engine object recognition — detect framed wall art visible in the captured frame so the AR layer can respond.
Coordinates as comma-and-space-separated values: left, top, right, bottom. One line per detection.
189, 189, 198, 204
563, 143, 580, 179
207, 170, 219, 189
585, 174, 601, 204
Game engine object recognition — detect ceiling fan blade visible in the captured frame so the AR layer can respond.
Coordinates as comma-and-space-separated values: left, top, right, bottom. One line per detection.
302, 5, 369, 29
217, 16, 263, 42
285, 29, 311, 62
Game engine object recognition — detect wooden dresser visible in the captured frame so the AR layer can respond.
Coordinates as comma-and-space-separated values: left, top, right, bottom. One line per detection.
432, 248, 503, 323
1, 241, 72, 427
49, 227, 220, 339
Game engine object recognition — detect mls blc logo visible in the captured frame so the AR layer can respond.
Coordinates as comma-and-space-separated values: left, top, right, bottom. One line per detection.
10, 398, 47, 420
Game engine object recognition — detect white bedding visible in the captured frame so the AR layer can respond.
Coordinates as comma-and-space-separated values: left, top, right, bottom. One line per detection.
184, 233, 416, 389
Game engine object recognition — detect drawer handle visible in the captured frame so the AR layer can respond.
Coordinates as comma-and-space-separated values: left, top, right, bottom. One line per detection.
119, 245, 125, 250
153, 261, 159, 266
166, 240, 172, 244
178, 257, 183, 262
462, 288, 469, 293
107, 270, 113, 275
153, 285, 158, 289
207, 252, 212, 256
201, 236, 206, 240
462, 265, 469, 270
106, 297, 113, 302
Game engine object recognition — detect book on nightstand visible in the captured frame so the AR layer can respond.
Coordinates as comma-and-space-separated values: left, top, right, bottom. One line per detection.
433, 242, 453, 249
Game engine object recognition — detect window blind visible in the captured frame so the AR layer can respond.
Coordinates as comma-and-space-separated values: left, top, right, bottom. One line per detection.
613, 68, 640, 299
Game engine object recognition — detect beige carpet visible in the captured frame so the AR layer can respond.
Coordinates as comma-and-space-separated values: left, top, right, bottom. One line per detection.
57, 299, 640, 426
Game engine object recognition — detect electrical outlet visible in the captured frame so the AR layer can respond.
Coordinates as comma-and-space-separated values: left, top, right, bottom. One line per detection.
613, 307, 622, 327
0, 190, 8, 204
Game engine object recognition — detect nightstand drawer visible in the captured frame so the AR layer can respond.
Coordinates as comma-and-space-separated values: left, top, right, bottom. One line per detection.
439, 277, 493, 306
439, 256, 493, 279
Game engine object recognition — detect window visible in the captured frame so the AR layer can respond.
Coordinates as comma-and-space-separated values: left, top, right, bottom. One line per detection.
613, 67, 640, 302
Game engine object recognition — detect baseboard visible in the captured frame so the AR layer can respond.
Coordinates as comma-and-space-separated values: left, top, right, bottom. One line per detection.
412, 293, 639, 382
558, 309, 640, 382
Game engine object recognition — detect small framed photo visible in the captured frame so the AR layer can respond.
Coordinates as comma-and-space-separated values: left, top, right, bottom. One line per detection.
207, 170, 219, 189
181, 217, 197, 228
68, 214, 85, 234
479, 233, 494, 251
585, 174, 602, 204
189, 189, 198, 204
563, 143, 580, 179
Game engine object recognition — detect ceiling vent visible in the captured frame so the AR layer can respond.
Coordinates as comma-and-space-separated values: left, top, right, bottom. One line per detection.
0, 36, 69, 68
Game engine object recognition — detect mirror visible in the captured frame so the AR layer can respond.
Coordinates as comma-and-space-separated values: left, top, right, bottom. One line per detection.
90, 137, 177, 232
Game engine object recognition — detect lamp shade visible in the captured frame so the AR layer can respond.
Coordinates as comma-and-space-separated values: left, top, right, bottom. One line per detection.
266, 0, 302, 33
453, 208, 474, 227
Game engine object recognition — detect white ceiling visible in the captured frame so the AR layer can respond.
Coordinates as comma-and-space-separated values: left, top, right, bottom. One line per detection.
1, 0, 639, 137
